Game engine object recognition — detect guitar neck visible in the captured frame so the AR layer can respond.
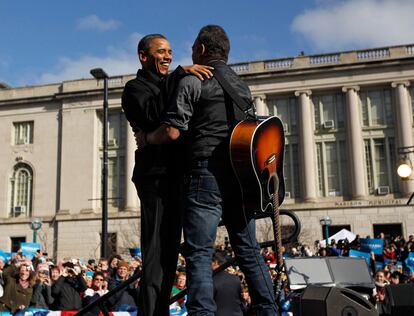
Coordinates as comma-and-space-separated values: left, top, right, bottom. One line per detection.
272, 191, 283, 271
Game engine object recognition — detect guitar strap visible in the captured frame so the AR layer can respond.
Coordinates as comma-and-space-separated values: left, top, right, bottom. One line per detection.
213, 68, 256, 128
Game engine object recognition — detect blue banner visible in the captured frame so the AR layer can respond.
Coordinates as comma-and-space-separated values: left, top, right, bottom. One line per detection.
0, 250, 12, 263
360, 238, 383, 255
349, 249, 371, 264
20, 242, 41, 260
405, 252, 414, 267
376, 261, 384, 270
129, 247, 142, 258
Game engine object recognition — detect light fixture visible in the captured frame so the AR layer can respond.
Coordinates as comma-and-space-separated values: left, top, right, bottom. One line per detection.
30, 218, 42, 243
320, 216, 332, 247
397, 157, 413, 180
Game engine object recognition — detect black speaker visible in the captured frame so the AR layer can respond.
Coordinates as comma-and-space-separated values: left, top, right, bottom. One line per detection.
301, 286, 378, 316
383, 284, 414, 316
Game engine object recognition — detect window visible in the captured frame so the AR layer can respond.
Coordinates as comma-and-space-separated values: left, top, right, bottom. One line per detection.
364, 138, 397, 194
13, 121, 34, 145
267, 97, 297, 134
360, 89, 393, 127
411, 86, 414, 124
373, 224, 402, 240
284, 143, 300, 198
10, 163, 33, 217
11, 237, 26, 252
312, 93, 345, 130
98, 111, 126, 208
268, 96, 300, 198
316, 140, 348, 197
100, 232, 117, 257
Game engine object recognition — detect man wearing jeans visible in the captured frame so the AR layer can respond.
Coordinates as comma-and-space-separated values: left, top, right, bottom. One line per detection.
141, 25, 278, 315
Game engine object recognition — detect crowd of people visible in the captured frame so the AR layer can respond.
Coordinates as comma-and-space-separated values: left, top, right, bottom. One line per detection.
0, 232, 412, 315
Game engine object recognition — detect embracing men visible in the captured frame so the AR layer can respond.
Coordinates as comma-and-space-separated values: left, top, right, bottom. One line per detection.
137, 25, 279, 316
121, 34, 212, 316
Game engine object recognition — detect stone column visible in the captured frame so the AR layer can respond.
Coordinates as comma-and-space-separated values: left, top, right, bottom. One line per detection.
342, 86, 367, 199
254, 95, 269, 116
295, 90, 317, 202
392, 81, 414, 196
124, 127, 139, 211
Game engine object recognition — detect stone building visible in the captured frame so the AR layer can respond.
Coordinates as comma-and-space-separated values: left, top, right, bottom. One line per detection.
1, 43, 414, 260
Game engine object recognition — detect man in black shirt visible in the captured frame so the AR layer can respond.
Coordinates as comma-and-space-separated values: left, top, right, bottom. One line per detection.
122, 34, 212, 316
140, 26, 278, 316
212, 252, 243, 316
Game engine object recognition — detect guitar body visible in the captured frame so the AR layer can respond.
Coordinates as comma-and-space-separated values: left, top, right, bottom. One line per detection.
230, 116, 285, 213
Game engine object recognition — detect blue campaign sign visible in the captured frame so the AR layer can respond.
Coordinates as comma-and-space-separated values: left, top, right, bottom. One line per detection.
0, 250, 12, 263
360, 238, 383, 255
349, 249, 371, 264
405, 252, 414, 267
20, 242, 41, 259
129, 247, 142, 258
376, 261, 384, 270
170, 306, 188, 316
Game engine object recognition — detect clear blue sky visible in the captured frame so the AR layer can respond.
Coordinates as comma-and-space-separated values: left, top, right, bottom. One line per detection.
1, 0, 413, 87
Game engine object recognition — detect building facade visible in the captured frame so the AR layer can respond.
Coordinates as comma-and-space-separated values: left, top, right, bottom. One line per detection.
1, 44, 414, 260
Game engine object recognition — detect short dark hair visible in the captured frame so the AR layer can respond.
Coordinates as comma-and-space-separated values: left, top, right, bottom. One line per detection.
212, 251, 227, 265
138, 34, 167, 54
196, 25, 230, 62
93, 271, 105, 280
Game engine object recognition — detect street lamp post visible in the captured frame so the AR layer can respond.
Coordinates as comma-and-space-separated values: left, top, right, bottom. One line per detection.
30, 218, 42, 243
320, 216, 332, 247
90, 68, 109, 258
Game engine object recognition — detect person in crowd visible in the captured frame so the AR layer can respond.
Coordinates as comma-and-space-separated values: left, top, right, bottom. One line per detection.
49, 266, 61, 282
84, 271, 94, 289
212, 252, 243, 316
0, 258, 35, 312
107, 261, 138, 311
82, 271, 109, 313
121, 32, 212, 316
30, 268, 54, 309
262, 247, 275, 265
108, 255, 123, 277
96, 258, 110, 279
240, 286, 252, 316
139, 24, 279, 315
171, 272, 187, 308
51, 262, 87, 310
372, 270, 389, 314
318, 247, 328, 257
383, 244, 396, 262
389, 271, 401, 285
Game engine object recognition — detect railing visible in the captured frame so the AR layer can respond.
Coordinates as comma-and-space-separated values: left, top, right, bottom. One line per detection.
309, 54, 340, 65
231, 63, 249, 73
230, 44, 414, 75
265, 59, 294, 69
357, 48, 390, 60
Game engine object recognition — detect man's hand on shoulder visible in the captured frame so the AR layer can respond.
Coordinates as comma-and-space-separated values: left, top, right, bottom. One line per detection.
182, 64, 214, 81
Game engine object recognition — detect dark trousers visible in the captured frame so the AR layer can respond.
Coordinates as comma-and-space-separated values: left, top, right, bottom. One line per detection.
134, 176, 183, 316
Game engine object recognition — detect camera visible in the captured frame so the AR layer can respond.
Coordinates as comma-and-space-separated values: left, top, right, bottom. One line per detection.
62, 262, 75, 269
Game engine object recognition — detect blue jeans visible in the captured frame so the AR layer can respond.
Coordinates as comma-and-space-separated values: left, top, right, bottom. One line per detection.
183, 161, 279, 316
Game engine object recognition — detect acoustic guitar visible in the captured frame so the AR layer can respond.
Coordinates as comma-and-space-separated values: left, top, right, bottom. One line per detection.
229, 115, 286, 297
229, 115, 286, 213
